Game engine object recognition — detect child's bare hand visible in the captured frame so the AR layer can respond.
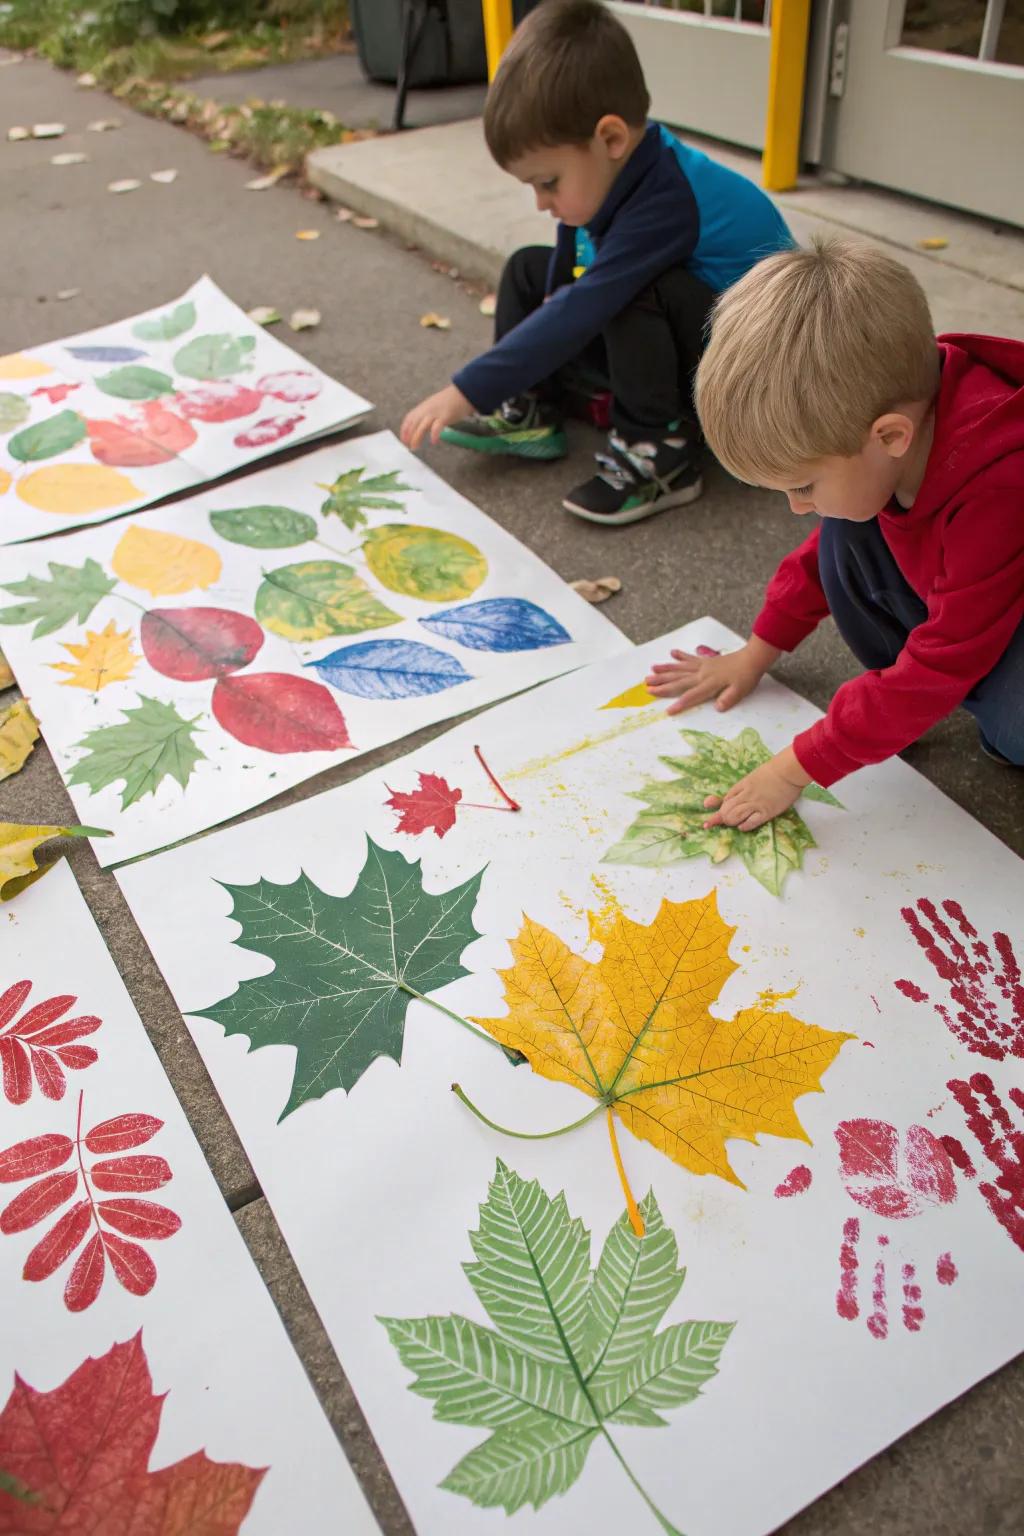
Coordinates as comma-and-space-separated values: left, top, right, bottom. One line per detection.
401, 384, 471, 451
702, 753, 809, 832
645, 641, 774, 716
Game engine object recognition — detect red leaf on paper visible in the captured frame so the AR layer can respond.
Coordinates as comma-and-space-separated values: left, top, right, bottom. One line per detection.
56, 1045, 99, 1070
103, 1231, 157, 1296
31, 381, 81, 405
0, 1134, 73, 1181
211, 671, 353, 753
386, 771, 463, 839
86, 402, 197, 467
0, 981, 32, 1028
65, 1232, 105, 1312
23, 1200, 91, 1281
257, 369, 322, 402
836, 1118, 957, 1219
98, 1196, 181, 1240
0, 1038, 31, 1105
13, 993, 76, 1035
84, 1113, 162, 1154
0, 1333, 266, 1532
30, 1048, 66, 1101
26, 1015, 102, 1047
175, 382, 264, 422
0, 984, 100, 1104
141, 606, 264, 683
233, 413, 304, 449
91, 1154, 172, 1193
0, 1171, 78, 1234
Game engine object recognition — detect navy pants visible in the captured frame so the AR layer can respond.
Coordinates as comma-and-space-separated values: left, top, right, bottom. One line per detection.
818, 517, 1024, 764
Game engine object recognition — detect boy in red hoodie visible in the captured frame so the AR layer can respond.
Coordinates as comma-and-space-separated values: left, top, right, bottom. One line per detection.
646, 237, 1024, 830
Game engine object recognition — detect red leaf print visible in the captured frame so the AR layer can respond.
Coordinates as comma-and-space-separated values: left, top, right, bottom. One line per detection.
836, 1119, 957, 1219
26, 1015, 101, 1047
0, 983, 100, 1104
386, 772, 463, 838
65, 1232, 105, 1312
233, 413, 304, 449
211, 671, 353, 753
56, 1045, 98, 1070
30, 1048, 66, 1101
0, 980, 31, 1028
0, 1038, 31, 1105
175, 382, 264, 422
0, 1133, 73, 1181
31, 381, 81, 405
84, 1113, 162, 1154
86, 403, 197, 468
103, 1231, 158, 1296
141, 606, 264, 683
257, 369, 322, 402
99, 1197, 182, 1240
91, 1154, 172, 1193
0, 1171, 78, 1234
23, 1200, 91, 1281
0, 1333, 266, 1531
12, 991, 75, 1035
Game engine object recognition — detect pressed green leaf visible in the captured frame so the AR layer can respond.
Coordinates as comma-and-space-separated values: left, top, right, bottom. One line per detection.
441, 1416, 599, 1514
254, 560, 400, 642
191, 837, 485, 1118
318, 467, 413, 532
131, 300, 197, 342
67, 694, 205, 810
802, 781, 842, 807
95, 365, 175, 401
7, 410, 86, 463
209, 504, 318, 549
0, 393, 30, 433
0, 558, 116, 639
581, 1194, 684, 1382
174, 332, 256, 380
599, 1320, 735, 1427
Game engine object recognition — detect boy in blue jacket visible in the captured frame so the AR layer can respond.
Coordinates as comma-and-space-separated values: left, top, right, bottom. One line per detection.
401, 0, 791, 525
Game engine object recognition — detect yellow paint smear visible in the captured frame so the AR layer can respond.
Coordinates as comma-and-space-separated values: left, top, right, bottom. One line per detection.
507, 703, 663, 782
601, 681, 656, 710
756, 983, 802, 1010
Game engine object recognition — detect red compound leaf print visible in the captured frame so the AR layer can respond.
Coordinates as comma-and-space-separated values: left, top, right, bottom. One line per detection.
0, 1094, 180, 1312
895, 897, 1024, 1061
836, 1119, 957, 1219
0, 980, 101, 1105
0, 1332, 265, 1533
947, 1072, 1024, 1252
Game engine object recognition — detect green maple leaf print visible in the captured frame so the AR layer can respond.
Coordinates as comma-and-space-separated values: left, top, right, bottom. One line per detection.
603, 726, 842, 897
0, 559, 116, 640
67, 695, 205, 810
381, 1162, 733, 1532
192, 836, 487, 1120
317, 467, 412, 532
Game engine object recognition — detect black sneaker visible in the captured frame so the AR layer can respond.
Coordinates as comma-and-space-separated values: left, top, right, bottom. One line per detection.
562, 428, 702, 525
441, 394, 568, 460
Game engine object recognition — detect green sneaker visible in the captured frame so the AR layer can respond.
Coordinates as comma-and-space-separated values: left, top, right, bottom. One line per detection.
441, 394, 568, 460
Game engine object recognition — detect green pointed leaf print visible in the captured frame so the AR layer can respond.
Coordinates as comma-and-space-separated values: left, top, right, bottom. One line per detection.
363, 524, 488, 601
209, 504, 318, 549
174, 333, 256, 381
131, 301, 197, 342
318, 467, 413, 532
0, 394, 30, 433
191, 836, 487, 1118
67, 695, 205, 810
603, 726, 842, 897
381, 1166, 732, 1530
254, 560, 400, 642
0, 558, 116, 639
95, 365, 175, 401
7, 410, 86, 463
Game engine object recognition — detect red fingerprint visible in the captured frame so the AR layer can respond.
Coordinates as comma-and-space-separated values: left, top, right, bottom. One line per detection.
774, 1164, 812, 1198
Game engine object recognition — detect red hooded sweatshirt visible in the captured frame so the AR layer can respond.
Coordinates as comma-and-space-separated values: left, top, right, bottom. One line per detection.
752, 334, 1024, 787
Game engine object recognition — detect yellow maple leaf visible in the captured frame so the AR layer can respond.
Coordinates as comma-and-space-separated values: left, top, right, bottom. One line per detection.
0, 822, 111, 900
0, 698, 39, 781
0, 648, 14, 690
469, 890, 851, 1229
600, 681, 656, 709
49, 620, 139, 692
111, 524, 222, 596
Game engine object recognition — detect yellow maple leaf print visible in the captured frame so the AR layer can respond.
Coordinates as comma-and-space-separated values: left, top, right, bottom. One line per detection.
0, 698, 39, 781
50, 620, 139, 692
470, 889, 851, 1226
111, 524, 222, 596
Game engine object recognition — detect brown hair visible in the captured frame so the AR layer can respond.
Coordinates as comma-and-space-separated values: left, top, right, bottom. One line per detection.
484, 0, 650, 167
695, 236, 941, 485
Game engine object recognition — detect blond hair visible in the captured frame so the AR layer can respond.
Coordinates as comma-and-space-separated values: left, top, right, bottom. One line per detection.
695, 237, 940, 485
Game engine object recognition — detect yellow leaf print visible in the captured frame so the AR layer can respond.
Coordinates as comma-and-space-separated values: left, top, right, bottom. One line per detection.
0, 353, 53, 381
111, 524, 222, 596
600, 681, 656, 709
0, 698, 39, 781
16, 464, 141, 517
50, 620, 139, 692
0, 470, 11, 499
363, 524, 487, 601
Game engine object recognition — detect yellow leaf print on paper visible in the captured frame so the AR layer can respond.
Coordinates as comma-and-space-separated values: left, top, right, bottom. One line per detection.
0, 470, 11, 498
0, 354, 53, 381
601, 681, 656, 709
50, 620, 139, 692
0, 698, 40, 781
111, 524, 222, 596
16, 464, 141, 516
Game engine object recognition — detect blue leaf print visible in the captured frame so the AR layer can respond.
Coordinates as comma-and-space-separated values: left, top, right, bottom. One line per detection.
66, 345, 149, 363
305, 639, 473, 700
419, 597, 571, 652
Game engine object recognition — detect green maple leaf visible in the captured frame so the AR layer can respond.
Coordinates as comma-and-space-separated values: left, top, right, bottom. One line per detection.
381, 1162, 733, 1530
192, 836, 487, 1120
67, 695, 205, 810
317, 467, 412, 532
603, 726, 842, 897
0, 559, 116, 640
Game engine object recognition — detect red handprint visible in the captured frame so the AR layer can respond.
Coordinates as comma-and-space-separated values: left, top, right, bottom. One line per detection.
895, 897, 1024, 1061
946, 1072, 1024, 1252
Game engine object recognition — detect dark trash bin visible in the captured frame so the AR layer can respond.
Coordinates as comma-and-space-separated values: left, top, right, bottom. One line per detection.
350, 0, 540, 88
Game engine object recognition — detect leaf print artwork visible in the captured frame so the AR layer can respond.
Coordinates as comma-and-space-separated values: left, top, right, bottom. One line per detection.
0, 394, 30, 433
68, 695, 205, 810
210, 672, 352, 753
363, 524, 488, 601
95, 365, 175, 402
49, 620, 139, 691
0, 979, 100, 1105
209, 503, 318, 549
419, 597, 571, 653
131, 298, 197, 341
386, 750, 520, 838
175, 381, 264, 422
140, 607, 263, 682
111, 525, 222, 597
15, 463, 141, 517
0, 1333, 265, 1531
174, 332, 256, 380
318, 466, 412, 532
307, 638, 473, 700
0, 558, 117, 639
255, 561, 400, 642
382, 1161, 732, 1532
7, 410, 87, 463
85, 401, 197, 467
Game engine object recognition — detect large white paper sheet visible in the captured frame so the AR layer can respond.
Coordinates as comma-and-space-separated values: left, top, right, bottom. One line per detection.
117, 618, 1024, 1536
0, 275, 370, 543
0, 429, 627, 866
0, 861, 378, 1534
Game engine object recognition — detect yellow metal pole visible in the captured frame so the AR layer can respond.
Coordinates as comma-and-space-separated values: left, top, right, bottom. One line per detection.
482, 0, 515, 81
762, 0, 811, 192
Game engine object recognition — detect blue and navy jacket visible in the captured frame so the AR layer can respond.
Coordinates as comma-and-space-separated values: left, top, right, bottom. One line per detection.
454, 122, 792, 413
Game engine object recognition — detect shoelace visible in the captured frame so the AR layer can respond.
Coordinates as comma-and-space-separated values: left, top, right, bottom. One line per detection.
595, 433, 671, 493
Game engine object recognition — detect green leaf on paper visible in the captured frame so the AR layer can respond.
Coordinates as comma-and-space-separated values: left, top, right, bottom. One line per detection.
131, 301, 197, 342
0, 394, 30, 433
209, 504, 318, 549
7, 410, 86, 462
173, 333, 256, 380
603, 726, 842, 897
363, 524, 487, 601
381, 1165, 732, 1525
95, 365, 175, 401
0, 558, 116, 639
67, 694, 205, 810
317, 467, 412, 533
191, 836, 485, 1119
254, 560, 400, 642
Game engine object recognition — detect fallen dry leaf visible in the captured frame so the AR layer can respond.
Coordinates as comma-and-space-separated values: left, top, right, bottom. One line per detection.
0, 650, 14, 690
335, 206, 354, 222
419, 312, 451, 331
76, 71, 97, 87
51, 152, 88, 166
0, 698, 39, 782
246, 167, 288, 191
917, 236, 949, 250
32, 123, 65, 139
247, 306, 282, 326
107, 179, 141, 194
87, 118, 121, 133
208, 139, 231, 153
295, 229, 320, 241
352, 215, 379, 230
570, 575, 621, 603
201, 28, 232, 48
0, 822, 112, 901
150, 168, 178, 184
7, 127, 30, 142
479, 293, 497, 317
302, 185, 325, 202
56, 288, 81, 301
289, 308, 321, 331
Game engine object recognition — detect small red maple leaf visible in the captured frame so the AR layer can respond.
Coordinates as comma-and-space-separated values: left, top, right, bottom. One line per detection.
386, 772, 463, 839
0, 1332, 266, 1531
30, 382, 81, 405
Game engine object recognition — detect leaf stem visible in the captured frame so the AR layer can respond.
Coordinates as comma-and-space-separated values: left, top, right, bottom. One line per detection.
110, 592, 148, 615
451, 1082, 604, 1138
599, 1427, 685, 1536
606, 1107, 645, 1237
313, 536, 360, 561
398, 982, 522, 1062
460, 801, 519, 814
74, 1089, 102, 1247
473, 744, 520, 812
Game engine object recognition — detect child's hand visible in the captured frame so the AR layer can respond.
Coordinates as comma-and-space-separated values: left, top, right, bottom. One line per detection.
401, 384, 472, 451
702, 749, 810, 833
645, 637, 779, 716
